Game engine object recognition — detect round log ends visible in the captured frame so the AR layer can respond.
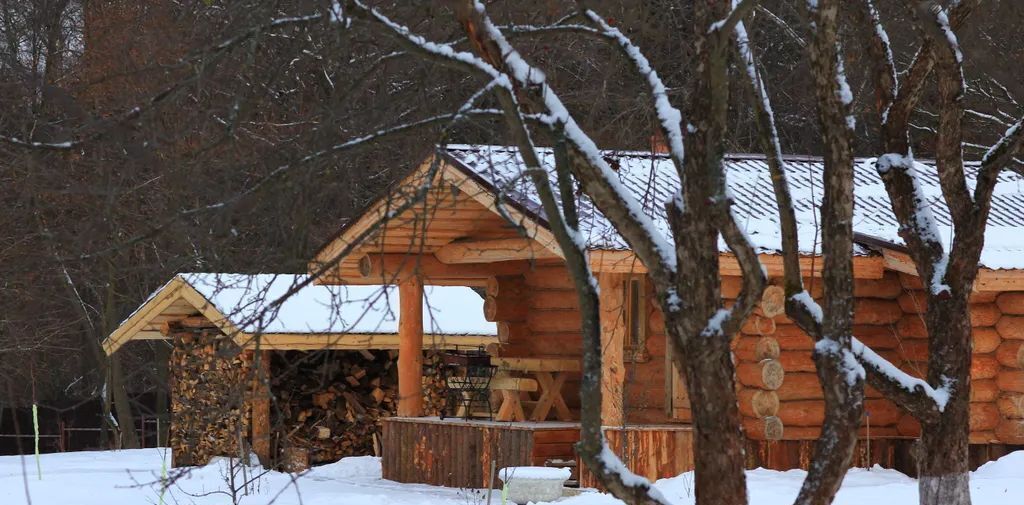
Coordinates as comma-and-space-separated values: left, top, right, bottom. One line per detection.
744, 415, 784, 441
737, 359, 785, 390
996, 340, 1024, 369
997, 393, 1024, 419
739, 389, 780, 417
755, 337, 781, 361
995, 419, 1024, 444
760, 285, 786, 318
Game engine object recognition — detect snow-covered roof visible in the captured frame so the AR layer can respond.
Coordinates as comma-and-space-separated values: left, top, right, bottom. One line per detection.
180, 273, 496, 335
103, 273, 496, 355
442, 144, 1024, 269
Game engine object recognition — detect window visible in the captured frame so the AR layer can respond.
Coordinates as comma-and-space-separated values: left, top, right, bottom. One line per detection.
623, 276, 649, 362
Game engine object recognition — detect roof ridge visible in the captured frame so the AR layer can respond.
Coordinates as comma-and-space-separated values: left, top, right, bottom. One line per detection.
440, 143, 976, 165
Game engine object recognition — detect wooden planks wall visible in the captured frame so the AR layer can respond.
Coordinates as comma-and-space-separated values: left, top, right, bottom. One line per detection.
745, 438, 918, 475
381, 418, 578, 488
578, 426, 695, 488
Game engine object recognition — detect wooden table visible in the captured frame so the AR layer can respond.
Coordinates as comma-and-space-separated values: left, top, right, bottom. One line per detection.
491, 357, 580, 422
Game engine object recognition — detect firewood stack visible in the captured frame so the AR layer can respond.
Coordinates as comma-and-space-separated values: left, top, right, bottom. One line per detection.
422, 349, 448, 416
166, 318, 252, 467
272, 350, 398, 464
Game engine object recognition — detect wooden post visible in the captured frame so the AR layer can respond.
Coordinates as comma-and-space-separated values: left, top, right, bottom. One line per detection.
250, 350, 271, 466
398, 277, 425, 417
598, 273, 626, 426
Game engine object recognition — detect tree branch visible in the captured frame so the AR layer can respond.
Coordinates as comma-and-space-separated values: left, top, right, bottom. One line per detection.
0, 13, 324, 150
914, 1, 973, 233
852, 337, 943, 422
732, 18, 822, 337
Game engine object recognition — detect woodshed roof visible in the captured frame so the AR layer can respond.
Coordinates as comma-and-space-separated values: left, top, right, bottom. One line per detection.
103, 273, 497, 355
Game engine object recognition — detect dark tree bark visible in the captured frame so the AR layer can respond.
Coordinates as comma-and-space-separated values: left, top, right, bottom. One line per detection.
854, 2, 1024, 504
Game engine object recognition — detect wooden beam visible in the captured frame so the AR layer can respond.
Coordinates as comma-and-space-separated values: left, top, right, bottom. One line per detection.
598, 273, 626, 426
589, 250, 886, 279
435, 237, 561, 264
976, 271, 1024, 292
237, 333, 498, 350
439, 161, 563, 259
397, 277, 424, 417
882, 247, 1024, 292
310, 160, 436, 277
311, 159, 562, 285
102, 280, 185, 354
357, 253, 532, 283
880, 249, 918, 276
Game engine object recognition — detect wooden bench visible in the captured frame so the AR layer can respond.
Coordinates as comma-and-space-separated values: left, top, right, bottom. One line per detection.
491, 358, 580, 422
491, 375, 539, 421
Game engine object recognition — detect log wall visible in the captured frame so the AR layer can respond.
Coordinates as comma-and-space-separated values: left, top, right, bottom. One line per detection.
496, 265, 678, 423
489, 262, 1024, 444
895, 278, 1024, 444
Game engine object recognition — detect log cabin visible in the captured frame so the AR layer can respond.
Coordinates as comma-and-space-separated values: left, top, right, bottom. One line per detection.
106, 144, 1024, 487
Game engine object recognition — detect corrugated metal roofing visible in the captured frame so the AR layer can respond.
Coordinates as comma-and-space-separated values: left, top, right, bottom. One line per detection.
443, 145, 1024, 269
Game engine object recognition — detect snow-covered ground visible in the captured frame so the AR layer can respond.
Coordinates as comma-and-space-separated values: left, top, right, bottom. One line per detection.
0, 448, 1021, 504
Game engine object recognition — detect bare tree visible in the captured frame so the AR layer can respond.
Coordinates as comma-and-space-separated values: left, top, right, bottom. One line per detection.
735, 2, 867, 503
846, 2, 1024, 504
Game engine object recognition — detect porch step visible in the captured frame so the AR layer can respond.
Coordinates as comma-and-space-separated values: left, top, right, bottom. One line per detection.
545, 458, 578, 488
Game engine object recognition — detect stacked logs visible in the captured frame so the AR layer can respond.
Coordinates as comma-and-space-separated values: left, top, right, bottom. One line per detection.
488, 275, 529, 344
166, 319, 252, 467
422, 349, 448, 416
995, 292, 1024, 443
735, 273, 909, 441
736, 284, 785, 440
272, 350, 399, 464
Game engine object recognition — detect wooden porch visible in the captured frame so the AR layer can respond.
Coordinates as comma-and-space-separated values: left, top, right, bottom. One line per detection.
380, 417, 977, 489
380, 417, 697, 488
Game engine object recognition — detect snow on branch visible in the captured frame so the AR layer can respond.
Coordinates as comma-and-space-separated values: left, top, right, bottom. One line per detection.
816, 339, 865, 386
596, 445, 672, 504
852, 337, 949, 414
734, 21, 782, 168
466, 1, 678, 276
932, 5, 965, 65
351, 0, 510, 87
861, 0, 898, 124
582, 10, 685, 167
708, 0, 757, 35
975, 114, 1024, 206
982, 116, 1024, 168
714, 191, 768, 336
734, 20, 827, 337
789, 291, 823, 324
875, 154, 950, 296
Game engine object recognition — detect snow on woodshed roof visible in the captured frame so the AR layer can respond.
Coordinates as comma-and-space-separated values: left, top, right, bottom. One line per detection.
102, 274, 496, 355
180, 273, 496, 335
442, 144, 1024, 269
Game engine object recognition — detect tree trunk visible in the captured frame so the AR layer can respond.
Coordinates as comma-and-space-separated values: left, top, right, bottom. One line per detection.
919, 295, 972, 505
110, 352, 141, 449
154, 343, 171, 446
674, 331, 748, 505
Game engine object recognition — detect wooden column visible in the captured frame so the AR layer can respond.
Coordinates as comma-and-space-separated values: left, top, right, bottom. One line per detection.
250, 350, 271, 465
398, 277, 425, 417
598, 273, 626, 426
